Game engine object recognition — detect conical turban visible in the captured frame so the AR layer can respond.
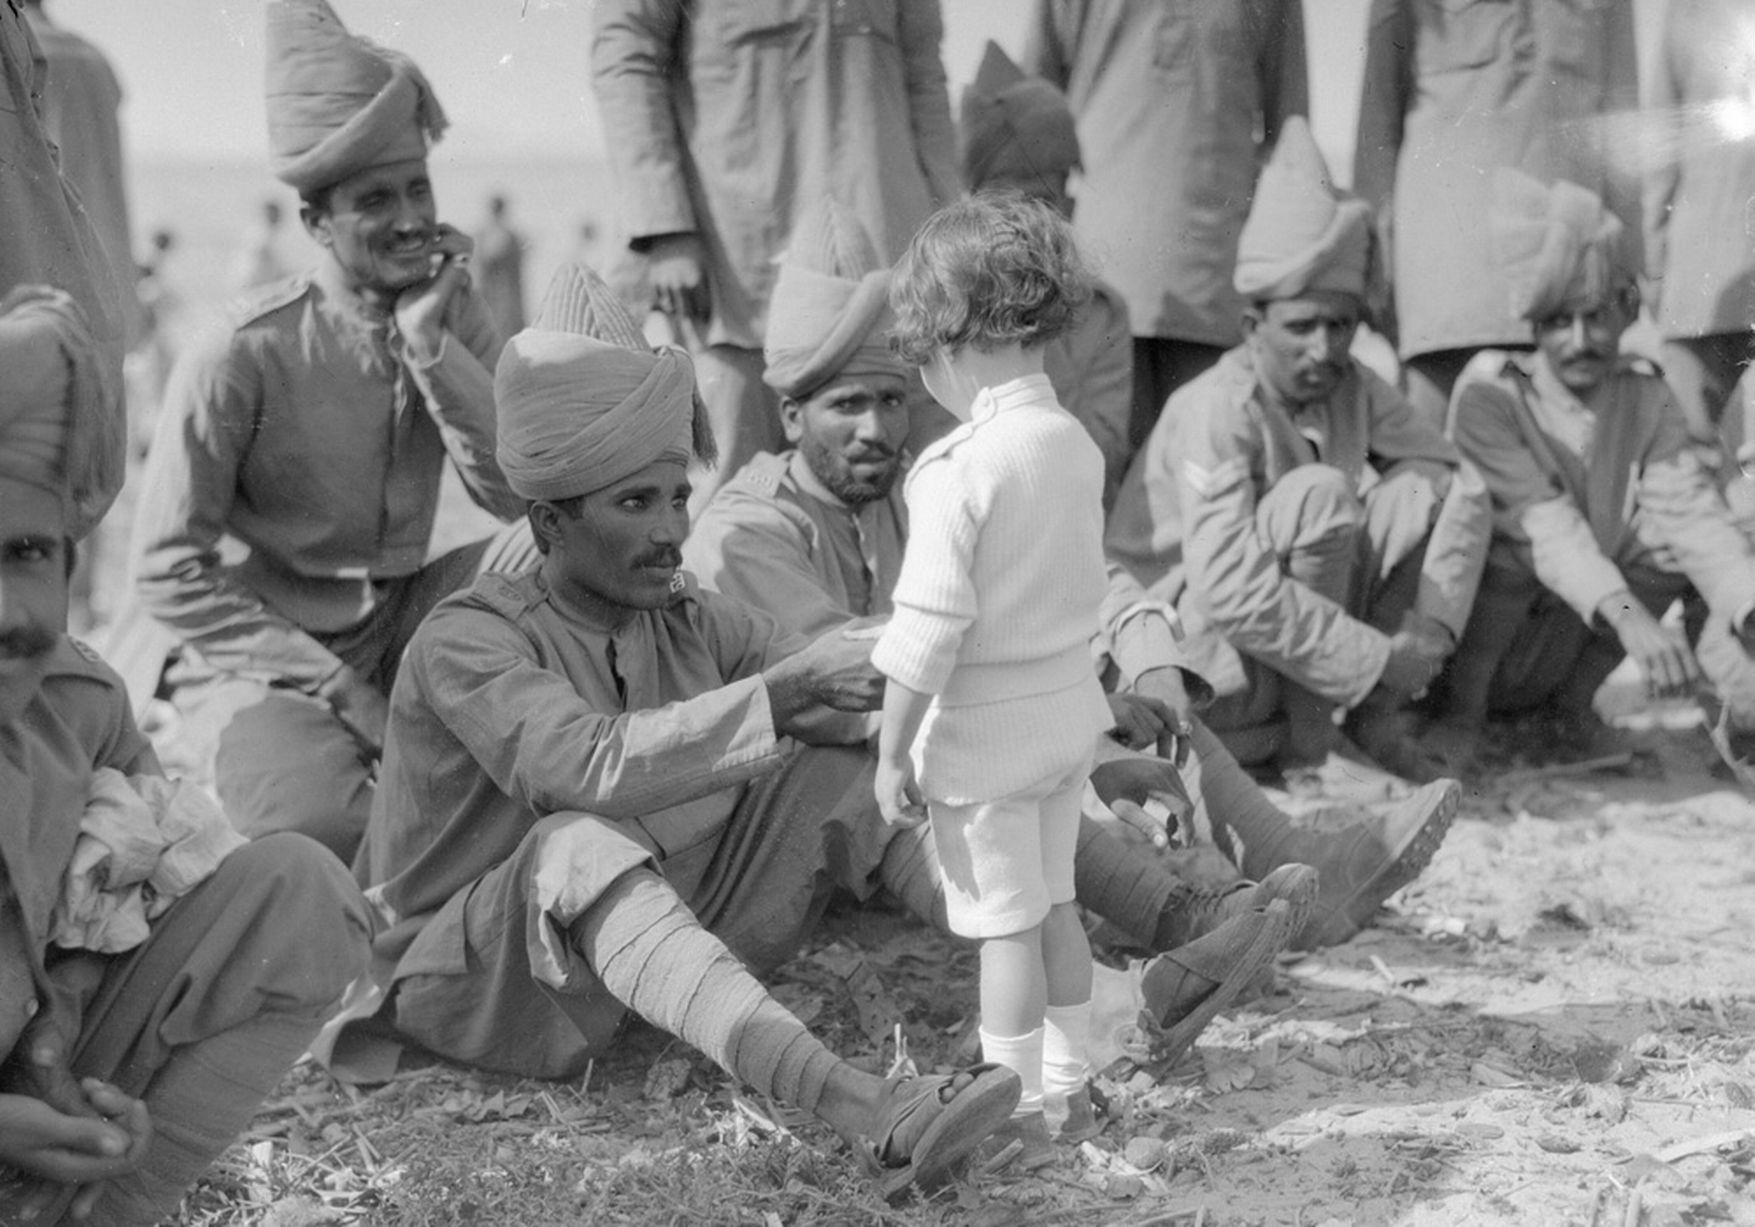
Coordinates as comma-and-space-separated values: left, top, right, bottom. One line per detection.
1489, 170, 1633, 322
266, 0, 447, 193
1234, 117, 1374, 302
763, 196, 901, 400
959, 41, 1081, 190
0, 285, 112, 539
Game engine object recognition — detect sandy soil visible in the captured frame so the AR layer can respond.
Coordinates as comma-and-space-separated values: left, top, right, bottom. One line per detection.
179, 677, 1755, 1227
778, 678, 1755, 1226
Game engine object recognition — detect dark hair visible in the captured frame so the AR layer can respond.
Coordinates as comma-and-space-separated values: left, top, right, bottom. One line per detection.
300, 185, 334, 217
888, 190, 1092, 366
524, 495, 585, 556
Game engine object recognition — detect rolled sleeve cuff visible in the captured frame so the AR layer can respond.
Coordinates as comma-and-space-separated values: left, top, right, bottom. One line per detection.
871, 608, 960, 696
1563, 567, 1635, 627
1106, 600, 1182, 685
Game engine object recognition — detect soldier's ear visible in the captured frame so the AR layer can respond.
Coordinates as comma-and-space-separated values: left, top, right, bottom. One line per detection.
779, 397, 807, 444
526, 501, 560, 555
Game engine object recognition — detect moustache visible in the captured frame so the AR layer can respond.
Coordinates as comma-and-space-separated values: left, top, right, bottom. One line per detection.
388, 226, 437, 247
635, 548, 683, 570
845, 446, 897, 464
0, 626, 57, 662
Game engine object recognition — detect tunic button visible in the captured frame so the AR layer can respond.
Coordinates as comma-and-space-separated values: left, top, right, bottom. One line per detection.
24, 997, 38, 1018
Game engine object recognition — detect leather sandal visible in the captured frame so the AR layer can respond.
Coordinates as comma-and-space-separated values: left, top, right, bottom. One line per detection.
1131, 898, 1296, 1070
863, 1062, 1021, 1201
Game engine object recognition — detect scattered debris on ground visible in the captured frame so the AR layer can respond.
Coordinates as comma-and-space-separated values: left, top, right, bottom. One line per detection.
169, 689, 1755, 1226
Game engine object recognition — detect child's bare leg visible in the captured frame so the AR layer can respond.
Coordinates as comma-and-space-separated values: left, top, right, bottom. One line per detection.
978, 925, 1047, 1117
1041, 900, 1092, 1008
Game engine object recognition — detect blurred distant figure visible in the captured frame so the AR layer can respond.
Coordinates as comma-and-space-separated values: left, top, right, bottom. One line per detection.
232, 197, 292, 292
474, 191, 526, 338
592, 0, 960, 511
1026, 0, 1307, 456
128, 227, 181, 448
1353, 0, 1641, 429
1, 2, 124, 539
23, 0, 136, 350
1644, 0, 1755, 443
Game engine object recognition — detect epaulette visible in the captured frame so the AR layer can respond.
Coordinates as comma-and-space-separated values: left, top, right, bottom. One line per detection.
227, 270, 314, 328
726, 452, 791, 500
467, 570, 547, 621
40, 635, 122, 688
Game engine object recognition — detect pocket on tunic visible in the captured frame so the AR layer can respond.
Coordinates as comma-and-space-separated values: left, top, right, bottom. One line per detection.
830, 0, 900, 44
1415, 0, 1516, 76
1151, 7, 1244, 80
699, 0, 811, 46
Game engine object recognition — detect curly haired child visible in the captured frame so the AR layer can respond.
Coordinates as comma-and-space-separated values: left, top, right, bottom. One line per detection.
872, 192, 1115, 1163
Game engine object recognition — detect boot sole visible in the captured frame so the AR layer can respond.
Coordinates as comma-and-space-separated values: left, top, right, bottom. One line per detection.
1295, 779, 1460, 950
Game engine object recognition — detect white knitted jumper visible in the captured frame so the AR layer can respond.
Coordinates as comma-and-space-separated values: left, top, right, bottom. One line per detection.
872, 373, 1112, 802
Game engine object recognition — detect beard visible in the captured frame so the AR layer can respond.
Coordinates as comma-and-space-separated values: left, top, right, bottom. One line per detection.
803, 434, 900, 505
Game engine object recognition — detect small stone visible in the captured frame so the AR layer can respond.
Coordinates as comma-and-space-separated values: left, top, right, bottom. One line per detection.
1105, 1172, 1145, 1199
1123, 1136, 1167, 1171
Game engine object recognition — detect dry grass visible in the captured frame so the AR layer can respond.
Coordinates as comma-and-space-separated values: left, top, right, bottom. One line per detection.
155, 715, 1755, 1227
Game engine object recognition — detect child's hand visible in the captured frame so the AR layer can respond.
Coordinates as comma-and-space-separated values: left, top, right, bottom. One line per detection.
874, 756, 927, 828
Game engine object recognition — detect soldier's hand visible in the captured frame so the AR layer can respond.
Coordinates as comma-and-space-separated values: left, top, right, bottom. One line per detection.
394, 223, 474, 361
1089, 753, 1191, 850
1378, 614, 1451, 699
1602, 598, 1700, 699
646, 233, 711, 323
1129, 665, 1197, 764
763, 620, 886, 732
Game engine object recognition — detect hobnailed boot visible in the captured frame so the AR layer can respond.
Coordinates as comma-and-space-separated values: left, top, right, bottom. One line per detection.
1272, 778, 1461, 950
1152, 863, 1319, 952
1134, 900, 1297, 1066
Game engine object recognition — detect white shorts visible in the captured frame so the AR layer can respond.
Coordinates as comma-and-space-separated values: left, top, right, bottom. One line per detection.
926, 752, 1092, 939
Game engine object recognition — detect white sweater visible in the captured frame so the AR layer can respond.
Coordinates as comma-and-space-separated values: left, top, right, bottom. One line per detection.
872, 373, 1112, 800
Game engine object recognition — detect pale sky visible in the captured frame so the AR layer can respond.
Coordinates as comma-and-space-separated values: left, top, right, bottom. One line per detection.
47, 0, 1383, 173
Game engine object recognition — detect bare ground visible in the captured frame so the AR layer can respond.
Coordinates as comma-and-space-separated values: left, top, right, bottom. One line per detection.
164, 679, 1755, 1227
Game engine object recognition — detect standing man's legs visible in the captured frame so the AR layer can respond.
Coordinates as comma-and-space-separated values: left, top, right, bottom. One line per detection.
1404, 347, 1482, 431
1129, 338, 1226, 457
688, 342, 782, 514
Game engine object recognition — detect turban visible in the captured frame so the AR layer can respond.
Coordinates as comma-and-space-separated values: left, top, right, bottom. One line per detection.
265, 0, 447, 194
959, 41, 1081, 190
496, 263, 708, 501
763, 196, 903, 400
1490, 170, 1633, 322
0, 285, 114, 540
1234, 117, 1375, 303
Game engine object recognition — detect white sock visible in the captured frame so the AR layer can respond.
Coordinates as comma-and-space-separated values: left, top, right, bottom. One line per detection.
979, 1024, 1045, 1117
1043, 1000, 1092, 1101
